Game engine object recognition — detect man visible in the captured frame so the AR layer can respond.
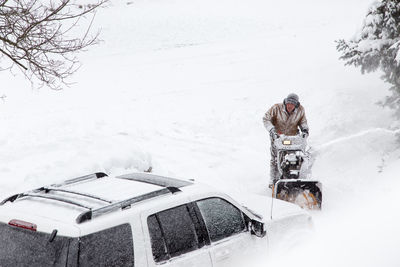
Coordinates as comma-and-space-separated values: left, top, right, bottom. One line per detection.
263, 93, 309, 187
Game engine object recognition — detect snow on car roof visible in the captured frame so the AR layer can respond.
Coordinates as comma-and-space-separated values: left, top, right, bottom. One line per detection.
65, 176, 165, 204
0, 173, 196, 231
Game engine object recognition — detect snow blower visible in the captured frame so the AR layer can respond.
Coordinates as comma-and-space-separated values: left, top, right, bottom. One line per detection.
272, 134, 322, 210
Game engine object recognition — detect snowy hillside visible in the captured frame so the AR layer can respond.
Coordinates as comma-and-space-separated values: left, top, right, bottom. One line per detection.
0, 0, 399, 266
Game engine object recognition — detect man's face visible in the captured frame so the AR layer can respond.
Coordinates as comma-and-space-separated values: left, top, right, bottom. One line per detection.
286, 103, 295, 113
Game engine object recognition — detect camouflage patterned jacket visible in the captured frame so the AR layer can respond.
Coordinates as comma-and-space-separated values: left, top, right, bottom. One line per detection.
263, 103, 309, 136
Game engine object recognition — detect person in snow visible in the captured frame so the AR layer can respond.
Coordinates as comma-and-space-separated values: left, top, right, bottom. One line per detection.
263, 93, 309, 187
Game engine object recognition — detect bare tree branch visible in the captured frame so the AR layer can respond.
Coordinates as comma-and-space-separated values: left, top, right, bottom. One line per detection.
0, 0, 109, 89
0, 47, 27, 69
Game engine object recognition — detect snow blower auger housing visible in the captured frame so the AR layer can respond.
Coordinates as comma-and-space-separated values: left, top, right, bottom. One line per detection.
272, 135, 322, 210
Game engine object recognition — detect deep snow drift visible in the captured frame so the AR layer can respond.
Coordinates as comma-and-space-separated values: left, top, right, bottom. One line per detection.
0, 0, 399, 266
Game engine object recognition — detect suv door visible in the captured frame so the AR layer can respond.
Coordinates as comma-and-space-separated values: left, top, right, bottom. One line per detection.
195, 197, 259, 267
144, 203, 213, 267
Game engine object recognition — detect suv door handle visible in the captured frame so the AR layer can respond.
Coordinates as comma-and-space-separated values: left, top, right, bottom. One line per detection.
215, 249, 230, 261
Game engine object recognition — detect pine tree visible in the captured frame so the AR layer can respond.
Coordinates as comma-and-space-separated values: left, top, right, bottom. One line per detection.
336, 0, 400, 118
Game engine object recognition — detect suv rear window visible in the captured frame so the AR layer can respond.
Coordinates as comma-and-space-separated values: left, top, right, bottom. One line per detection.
148, 204, 200, 262
0, 222, 134, 267
0, 222, 72, 267
79, 223, 134, 267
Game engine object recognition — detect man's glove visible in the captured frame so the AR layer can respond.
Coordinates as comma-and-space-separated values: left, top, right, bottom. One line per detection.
269, 127, 279, 140
301, 129, 309, 138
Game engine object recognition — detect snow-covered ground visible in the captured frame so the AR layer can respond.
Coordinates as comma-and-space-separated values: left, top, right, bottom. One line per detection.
0, 0, 399, 266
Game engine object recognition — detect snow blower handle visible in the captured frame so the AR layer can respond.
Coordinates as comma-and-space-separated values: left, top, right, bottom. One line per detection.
269, 127, 279, 140
301, 129, 309, 139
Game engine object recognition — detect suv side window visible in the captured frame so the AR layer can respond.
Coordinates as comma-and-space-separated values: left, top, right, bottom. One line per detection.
79, 224, 134, 267
148, 204, 200, 262
196, 198, 246, 242
147, 215, 169, 262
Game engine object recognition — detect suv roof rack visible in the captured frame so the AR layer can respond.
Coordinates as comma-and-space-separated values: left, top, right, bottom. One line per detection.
76, 187, 179, 224
0, 172, 191, 224
14, 193, 93, 209
52, 172, 108, 187
0, 172, 108, 205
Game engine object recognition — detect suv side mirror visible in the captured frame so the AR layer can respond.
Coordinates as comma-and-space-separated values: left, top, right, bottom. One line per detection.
250, 219, 266, 238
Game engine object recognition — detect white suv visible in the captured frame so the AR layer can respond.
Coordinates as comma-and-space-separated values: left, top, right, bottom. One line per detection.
0, 172, 312, 267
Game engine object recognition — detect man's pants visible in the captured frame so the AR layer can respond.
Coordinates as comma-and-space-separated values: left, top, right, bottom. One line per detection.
269, 139, 279, 185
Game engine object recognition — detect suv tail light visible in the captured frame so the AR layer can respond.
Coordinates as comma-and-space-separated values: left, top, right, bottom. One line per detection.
9, 219, 37, 231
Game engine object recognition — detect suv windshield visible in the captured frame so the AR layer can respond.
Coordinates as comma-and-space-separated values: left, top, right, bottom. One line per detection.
0, 222, 73, 266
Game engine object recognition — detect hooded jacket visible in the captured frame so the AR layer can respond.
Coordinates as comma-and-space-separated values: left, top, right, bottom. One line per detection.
263, 103, 309, 136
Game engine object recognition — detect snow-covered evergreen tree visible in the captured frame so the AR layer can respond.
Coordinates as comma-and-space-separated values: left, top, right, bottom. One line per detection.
336, 0, 400, 118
